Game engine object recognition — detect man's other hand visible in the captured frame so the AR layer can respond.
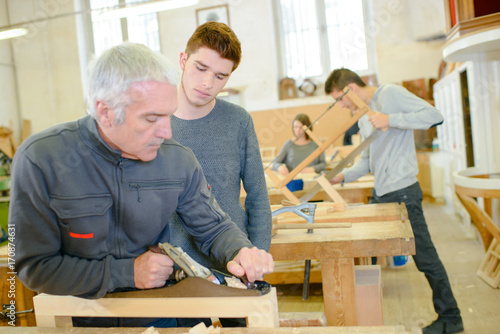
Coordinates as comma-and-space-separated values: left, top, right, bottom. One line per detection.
227, 247, 274, 282
330, 173, 344, 185
134, 251, 174, 289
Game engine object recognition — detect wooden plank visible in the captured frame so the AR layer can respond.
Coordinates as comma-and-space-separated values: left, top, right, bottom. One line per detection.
34, 287, 279, 328
304, 125, 322, 146
265, 169, 300, 204
21, 119, 31, 143
316, 174, 347, 205
0, 137, 13, 159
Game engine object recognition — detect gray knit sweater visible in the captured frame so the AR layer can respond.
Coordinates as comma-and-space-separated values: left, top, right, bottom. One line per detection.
272, 140, 326, 173
168, 99, 272, 270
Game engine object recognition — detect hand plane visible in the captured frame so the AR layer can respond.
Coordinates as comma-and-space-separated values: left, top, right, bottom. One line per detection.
142, 242, 271, 297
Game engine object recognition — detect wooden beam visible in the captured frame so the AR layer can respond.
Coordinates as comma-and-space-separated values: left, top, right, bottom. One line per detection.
303, 125, 321, 146
316, 174, 347, 207
265, 169, 300, 204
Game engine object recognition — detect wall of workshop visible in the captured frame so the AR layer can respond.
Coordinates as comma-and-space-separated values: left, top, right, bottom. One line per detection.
3, 0, 85, 140
1, 0, 447, 146
0, 0, 20, 135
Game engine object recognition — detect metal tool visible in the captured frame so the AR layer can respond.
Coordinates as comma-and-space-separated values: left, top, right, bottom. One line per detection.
299, 129, 384, 203
151, 242, 220, 284
1, 304, 33, 321
272, 203, 316, 224
272, 203, 316, 300
151, 242, 271, 294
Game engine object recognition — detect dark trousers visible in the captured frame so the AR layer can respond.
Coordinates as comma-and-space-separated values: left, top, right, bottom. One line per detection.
370, 182, 461, 322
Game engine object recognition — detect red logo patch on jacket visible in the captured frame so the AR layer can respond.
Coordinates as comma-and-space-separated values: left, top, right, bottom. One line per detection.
69, 232, 94, 239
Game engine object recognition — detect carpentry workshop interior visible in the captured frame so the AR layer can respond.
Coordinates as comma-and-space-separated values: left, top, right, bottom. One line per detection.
1, 0, 500, 333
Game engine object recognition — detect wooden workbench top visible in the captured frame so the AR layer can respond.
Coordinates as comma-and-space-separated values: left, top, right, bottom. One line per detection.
1, 325, 417, 333
270, 219, 414, 261
272, 202, 408, 223
269, 202, 414, 260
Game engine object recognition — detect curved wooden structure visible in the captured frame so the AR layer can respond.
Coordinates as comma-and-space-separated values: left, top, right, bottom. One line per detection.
453, 167, 500, 288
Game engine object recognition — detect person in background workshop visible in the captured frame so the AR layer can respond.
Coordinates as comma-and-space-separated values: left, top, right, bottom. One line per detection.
325, 68, 463, 334
10, 42, 274, 328
272, 113, 327, 176
168, 22, 272, 327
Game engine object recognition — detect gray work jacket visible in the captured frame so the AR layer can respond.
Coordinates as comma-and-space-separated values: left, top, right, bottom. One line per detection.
10, 115, 252, 299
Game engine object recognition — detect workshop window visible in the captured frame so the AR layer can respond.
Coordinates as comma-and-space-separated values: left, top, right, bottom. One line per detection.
89, 0, 160, 56
275, 0, 377, 81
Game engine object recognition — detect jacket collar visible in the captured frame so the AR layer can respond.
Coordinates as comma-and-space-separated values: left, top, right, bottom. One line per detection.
78, 115, 124, 164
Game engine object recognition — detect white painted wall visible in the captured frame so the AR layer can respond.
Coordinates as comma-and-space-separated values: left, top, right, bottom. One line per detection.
371, 0, 446, 84
0, 0, 20, 136
7, 0, 85, 138
1, 0, 448, 138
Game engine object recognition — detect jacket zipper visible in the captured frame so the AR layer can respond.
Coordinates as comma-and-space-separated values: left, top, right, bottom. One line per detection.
129, 181, 185, 202
116, 159, 125, 259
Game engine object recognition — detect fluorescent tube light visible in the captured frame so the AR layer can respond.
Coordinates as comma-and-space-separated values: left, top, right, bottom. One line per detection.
0, 27, 28, 41
97, 0, 199, 20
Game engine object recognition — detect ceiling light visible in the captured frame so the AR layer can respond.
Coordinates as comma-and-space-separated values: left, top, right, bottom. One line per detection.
96, 0, 199, 20
0, 27, 28, 41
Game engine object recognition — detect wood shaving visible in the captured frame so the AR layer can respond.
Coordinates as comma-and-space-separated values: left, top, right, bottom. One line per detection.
142, 327, 159, 334
186, 322, 221, 334
224, 276, 247, 289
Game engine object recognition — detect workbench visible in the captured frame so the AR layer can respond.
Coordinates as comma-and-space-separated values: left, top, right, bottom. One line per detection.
268, 203, 415, 327
241, 175, 374, 205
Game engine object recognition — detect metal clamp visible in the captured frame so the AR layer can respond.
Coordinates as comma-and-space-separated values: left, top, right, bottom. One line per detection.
272, 203, 317, 301
272, 203, 316, 225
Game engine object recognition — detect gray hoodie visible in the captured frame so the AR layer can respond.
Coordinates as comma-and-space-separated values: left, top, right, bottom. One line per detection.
342, 84, 444, 196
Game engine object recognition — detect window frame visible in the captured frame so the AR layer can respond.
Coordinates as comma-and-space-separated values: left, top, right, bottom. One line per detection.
273, 0, 377, 83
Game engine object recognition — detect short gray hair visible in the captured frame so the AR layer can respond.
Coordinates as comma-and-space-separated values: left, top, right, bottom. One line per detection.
86, 42, 180, 124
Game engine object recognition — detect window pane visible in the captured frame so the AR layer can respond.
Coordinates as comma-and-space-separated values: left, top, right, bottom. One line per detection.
325, 0, 368, 72
279, 0, 322, 78
90, 0, 160, 56
90, 0, 122, 56
126, 0, 160, 52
